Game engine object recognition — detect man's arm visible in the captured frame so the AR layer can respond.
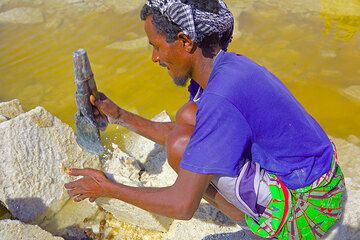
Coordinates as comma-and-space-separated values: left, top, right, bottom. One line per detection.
90, 93, 174, 145
112, 108, 175, 145
65, 168, 213, 220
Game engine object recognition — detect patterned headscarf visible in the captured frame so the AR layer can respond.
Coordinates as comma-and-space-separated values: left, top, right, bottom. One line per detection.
146, 0, 234, 44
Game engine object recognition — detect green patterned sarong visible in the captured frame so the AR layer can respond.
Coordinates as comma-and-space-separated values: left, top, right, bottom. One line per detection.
245, 152, 346, 239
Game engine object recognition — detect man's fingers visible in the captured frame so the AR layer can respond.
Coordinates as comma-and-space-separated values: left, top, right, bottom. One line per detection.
73, 194, 87, 202
90, 95, 104, 112
90, 94, 107, 116
93, 106, 100, 116
89, 95, 96, 106
90, 92, 107, 107
67, 168, 95, 177
64, 177, 84, 189
67, 187, 85, 197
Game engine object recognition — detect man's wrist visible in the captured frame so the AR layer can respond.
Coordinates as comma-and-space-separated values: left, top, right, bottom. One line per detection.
108, 106, 124, 125
115, 106, 122, 120
102, 180, 120, 199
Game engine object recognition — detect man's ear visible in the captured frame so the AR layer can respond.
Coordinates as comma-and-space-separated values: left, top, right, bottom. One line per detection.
176, 32, 195, 52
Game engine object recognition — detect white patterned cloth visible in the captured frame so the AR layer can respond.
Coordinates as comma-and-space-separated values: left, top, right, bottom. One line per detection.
146, 0, 234, 43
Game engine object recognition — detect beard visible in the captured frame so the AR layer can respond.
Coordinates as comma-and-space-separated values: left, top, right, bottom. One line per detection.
170, 69, 191, 87
172, 75, 190, 87
161, 61, 191, 87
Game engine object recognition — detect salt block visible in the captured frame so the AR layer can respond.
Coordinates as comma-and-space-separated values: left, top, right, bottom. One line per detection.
0, 99, 24, 119
0, 220, 63, 240
97, 148, 173, 232
139, 111, 177, 187
0, 7, 44, 24
124, 111, 171, 164
103, 147, 143, 184
0, 106, 101, 230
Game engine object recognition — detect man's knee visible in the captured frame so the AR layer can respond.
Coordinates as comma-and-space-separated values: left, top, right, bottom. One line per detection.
175, 101, 197, 126
166, 124, 194, 172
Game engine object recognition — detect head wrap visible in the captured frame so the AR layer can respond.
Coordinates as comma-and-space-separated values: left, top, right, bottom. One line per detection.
146, 0, 234, 44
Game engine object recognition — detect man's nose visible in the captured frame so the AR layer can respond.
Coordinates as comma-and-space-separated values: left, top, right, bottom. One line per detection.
152, 49, 159, 63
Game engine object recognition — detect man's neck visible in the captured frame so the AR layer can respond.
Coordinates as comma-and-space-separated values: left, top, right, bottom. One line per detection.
191, 48, 221, 89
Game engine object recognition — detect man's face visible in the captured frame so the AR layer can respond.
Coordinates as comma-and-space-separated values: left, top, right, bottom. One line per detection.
144, 16, 191, 86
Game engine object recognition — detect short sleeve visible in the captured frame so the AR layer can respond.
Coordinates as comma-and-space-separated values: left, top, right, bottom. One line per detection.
180, 93, 252, 176
188, 79, 200, 101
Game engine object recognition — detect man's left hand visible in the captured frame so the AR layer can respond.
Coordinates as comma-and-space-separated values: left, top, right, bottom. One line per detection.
64, 168, 112, 202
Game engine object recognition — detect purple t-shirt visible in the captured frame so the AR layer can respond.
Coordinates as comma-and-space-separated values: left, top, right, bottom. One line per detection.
180, 51, 333, 190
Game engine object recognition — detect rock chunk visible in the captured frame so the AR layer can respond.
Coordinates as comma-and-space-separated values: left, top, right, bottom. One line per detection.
0, 220, 63, 240
123, 110, 177, 186
0, 7, 44, 24
0, 99, 24, 119
104, 147, 143, 184
0, 106, 101, 231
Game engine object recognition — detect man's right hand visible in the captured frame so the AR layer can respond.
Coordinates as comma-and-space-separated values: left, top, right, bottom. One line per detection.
89, 92, 174, 145
90, 92, 121, 128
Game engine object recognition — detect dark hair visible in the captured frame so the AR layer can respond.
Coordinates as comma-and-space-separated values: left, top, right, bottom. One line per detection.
140, 0, 233, 54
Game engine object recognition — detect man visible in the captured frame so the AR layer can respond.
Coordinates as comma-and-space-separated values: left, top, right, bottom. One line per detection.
65, 0, 346, 239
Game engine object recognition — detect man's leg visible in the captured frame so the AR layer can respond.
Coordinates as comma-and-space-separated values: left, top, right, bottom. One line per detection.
165, 124, 245, 221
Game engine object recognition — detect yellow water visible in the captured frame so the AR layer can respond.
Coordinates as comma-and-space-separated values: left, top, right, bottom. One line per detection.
1, 0, 359, 149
